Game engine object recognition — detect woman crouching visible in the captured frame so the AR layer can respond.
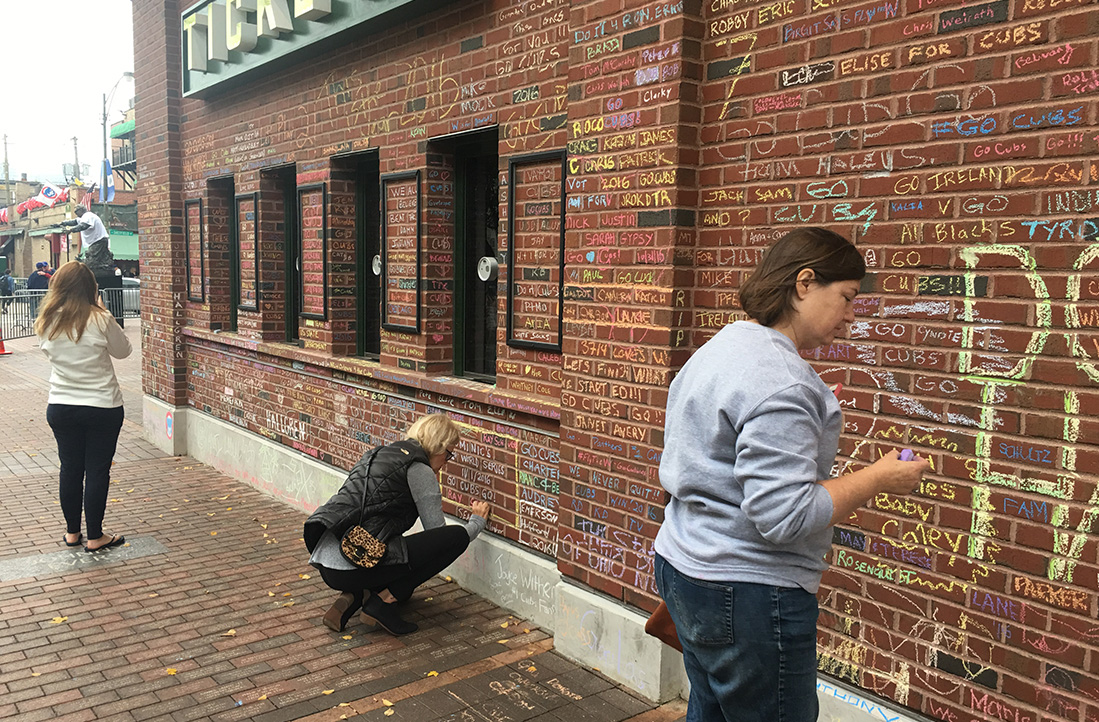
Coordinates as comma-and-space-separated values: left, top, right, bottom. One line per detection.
305, 413, 490, 635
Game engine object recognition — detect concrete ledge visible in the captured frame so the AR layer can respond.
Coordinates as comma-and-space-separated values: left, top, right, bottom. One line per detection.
446, 532, 688, 703
555, 581, 689, 703
143, 395, 188, 457
146, 404, 926, 716
148, 404, 344, 511
817, 679, 925, 722
445, 531, 559, 632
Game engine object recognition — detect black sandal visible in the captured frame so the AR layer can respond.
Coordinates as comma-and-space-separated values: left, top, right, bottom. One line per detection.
322, 592, 363, 632
84, 534, 125, 553
361, 594, 418, 635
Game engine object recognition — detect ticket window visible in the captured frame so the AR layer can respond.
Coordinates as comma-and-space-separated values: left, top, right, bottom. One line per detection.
453, 131, 499, 381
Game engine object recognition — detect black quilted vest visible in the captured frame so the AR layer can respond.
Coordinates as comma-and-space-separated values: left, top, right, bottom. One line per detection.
304, 439, 430, 565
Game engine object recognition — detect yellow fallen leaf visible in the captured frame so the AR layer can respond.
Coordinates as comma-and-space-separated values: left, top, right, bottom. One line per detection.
226, 507, 232, 511
183, 467, 192, 470
283, 601, 295, 607
207, 512, 216, 517
497, 640, 508, 645
322, 689, 335, 695
258, 694, 267, 700
382, 700, 394, 707
127, 489, 135, 493
210, 532, 218, 536
527, 666, 536, 672
260, 523, 268, 529
384, 709, 395, 717
445, 576, 452, 582
166, 668, 177, 675
425, 597, 433, 602
427, 671, 438, 677
218, 494, 230, 500
110, 498, 121, 502
299, 574, 311, 580
500, 622, 508, 628
342, 635, 353, 640
282, 592, 292, 597
524, 629, 530, 634
340, 716, 348, 720
222, 629, 237, 636
50, 616, 68, 624
149, 593, 158, 597
268, 592, 275, 597
338, 702, 351, 707
31, 672, 41, 677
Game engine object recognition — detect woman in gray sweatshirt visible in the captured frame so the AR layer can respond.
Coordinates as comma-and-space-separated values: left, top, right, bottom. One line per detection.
654, 228, 928, 722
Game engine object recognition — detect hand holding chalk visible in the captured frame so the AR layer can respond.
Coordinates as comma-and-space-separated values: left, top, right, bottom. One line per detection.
899, 449, 915, 462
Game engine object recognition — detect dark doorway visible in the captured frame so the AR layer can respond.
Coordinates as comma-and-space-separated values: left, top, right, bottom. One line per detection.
452, 131, 499, 380
354, 152, 382, 358
273, 166, 300, 343
208, 176, 237, 332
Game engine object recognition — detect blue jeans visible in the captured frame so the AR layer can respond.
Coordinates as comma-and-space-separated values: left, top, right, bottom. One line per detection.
655, 554, 819, 722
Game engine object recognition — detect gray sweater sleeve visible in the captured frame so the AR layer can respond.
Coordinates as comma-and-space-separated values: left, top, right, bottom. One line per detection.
734, 383, 836, 545
407, 462, 486, 541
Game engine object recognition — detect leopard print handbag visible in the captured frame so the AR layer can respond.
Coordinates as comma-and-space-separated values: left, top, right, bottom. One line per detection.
339, 449, 387, 569
340, 524, 387, 568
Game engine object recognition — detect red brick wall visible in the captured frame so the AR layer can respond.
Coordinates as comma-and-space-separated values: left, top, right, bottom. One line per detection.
691, 0, 1099, 718
139, 0, 1099, 718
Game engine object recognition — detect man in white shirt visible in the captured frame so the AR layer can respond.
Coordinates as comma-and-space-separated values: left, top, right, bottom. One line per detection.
60, 205, 114, 273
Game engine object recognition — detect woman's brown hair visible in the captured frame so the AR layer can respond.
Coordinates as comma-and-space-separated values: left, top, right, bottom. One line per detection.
33, 262, 108, 342
739, 227, 865, 327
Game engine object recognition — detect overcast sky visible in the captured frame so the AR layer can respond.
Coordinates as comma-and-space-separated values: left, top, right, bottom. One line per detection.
0, 0, 135, 187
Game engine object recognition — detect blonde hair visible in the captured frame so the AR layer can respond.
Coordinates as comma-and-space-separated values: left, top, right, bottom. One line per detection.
33, 262, 108, 342
406, 413, 460, 456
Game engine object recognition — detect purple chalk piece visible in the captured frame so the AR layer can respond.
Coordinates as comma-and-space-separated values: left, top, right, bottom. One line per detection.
899, 449, 915, 462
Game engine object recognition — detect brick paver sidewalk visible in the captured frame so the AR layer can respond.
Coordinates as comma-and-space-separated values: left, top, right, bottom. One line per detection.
0, 327, 687, 722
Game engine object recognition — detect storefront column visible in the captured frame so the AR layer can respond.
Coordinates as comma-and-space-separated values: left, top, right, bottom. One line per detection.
135, 0, 188, 455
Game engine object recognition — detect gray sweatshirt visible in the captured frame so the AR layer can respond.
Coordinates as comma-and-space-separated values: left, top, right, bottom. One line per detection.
654, 321, 839, 593
310, 462, 486, 570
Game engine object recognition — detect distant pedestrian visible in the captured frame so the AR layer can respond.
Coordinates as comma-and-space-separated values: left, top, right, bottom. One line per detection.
34, 262, 132, 552
26, 262, 52, 317
27, 261, 51, 289
305, 414, 491, 634
0, 269, 13, 313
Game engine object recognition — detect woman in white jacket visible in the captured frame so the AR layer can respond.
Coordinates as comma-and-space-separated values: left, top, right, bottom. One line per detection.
35, 261, 132, 552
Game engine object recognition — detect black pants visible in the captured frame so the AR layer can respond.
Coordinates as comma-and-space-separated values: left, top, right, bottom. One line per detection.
319, 525, 469, 602
47, 404, 125, 539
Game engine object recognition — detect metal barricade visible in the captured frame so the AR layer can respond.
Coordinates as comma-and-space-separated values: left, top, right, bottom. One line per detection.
0, 286, 138, 342
99, 287, 140, 321
1, 290, 46, 341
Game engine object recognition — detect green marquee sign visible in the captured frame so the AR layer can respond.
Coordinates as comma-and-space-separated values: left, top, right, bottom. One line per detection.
182, 0, 448, 98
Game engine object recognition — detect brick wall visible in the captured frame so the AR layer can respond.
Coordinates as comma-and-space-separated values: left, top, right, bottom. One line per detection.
140, 0, 1099, 718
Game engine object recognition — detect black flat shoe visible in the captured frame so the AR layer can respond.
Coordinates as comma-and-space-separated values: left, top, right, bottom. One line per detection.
322, 592, 363, 632
361, 594, 418, 635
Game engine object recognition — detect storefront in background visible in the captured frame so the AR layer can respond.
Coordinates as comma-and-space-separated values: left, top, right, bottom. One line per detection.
137, 0, 1099, 716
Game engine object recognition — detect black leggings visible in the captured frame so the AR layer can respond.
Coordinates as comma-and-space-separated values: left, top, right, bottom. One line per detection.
319, 525, 469, 601
47, 404, 125, 540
